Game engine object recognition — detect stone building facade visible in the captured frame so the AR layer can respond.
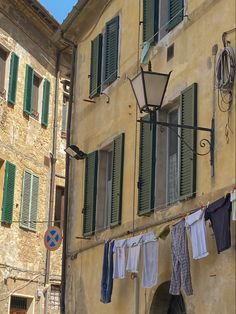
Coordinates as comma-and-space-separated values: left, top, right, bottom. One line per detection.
0, 1, 69, 313
62, 0, 236, 313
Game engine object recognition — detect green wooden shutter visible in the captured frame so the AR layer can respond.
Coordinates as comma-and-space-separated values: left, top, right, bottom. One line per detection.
23, 65, 34, 115
83, 151, 98, 235
29, 174, 39, 230
41, 79, 50, 126
179, 83, 197, 199
89, 34, 103, 98
20, 171, 32, 229
1, 161, 16, 224
103, 16, 119, 86
8, 53, 19, 105
168, 0, 184, 30
110, 133, 125, 226
138, 113, 156, 214
143, 0, 159, 43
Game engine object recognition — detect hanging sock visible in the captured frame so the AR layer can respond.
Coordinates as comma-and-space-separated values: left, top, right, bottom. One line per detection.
230, 189, 236, 221
205, 194, 232, 253
113, 239, 127, 279
169, 220, 193, 296
126, 235, 143, 273
185, 209, 209, 260
142, 232, 159, 288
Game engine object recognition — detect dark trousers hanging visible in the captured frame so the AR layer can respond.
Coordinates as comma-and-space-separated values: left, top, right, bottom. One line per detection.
100, 240, 114, 303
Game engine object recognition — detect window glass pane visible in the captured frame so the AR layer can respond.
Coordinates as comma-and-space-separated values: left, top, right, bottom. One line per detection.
0, 48, 7, 94
32, 74, 40, 118
61, 95, 69, 133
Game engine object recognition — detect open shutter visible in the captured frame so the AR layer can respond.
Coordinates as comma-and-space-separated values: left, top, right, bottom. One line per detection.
143, 0, 159, 43
1, 161, 16, 224
41, 79, 50, 126
20, 171, 32, 229
138, 113, 156, 214
89, 34, 103, 98
179, 83, 197, 199
110, 133, 125, 226
23, 65, 34, 115
8, 53, 19, 105
83, 151, 98, 235
103, 16, 119, 86
168, 0, 184, 30
29, 174, 39, 230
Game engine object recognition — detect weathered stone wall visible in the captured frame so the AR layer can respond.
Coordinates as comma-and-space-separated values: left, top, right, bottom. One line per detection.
65, 0, 236, 313
0, 1, 67, 313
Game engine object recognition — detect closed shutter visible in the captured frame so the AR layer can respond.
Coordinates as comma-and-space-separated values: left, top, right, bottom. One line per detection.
168, 0, 184, 30
179, 83, 197, 199
143, 0, 159, 43
41, 79, 50, 126
8, 53, 19, 105
83, 151, 98, 235
89, 34, 103, 98
138, 113, 156, 214
110, 133, 125, 226
103, 16, 119, 86
20, 171, 39, 231
1, 161, 16, 224
23, 65, 34, 115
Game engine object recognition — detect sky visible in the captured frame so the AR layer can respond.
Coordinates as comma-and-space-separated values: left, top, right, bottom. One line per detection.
39, 0, 78, 23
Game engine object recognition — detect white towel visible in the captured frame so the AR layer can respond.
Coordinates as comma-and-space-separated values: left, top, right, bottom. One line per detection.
126, 235, 143, 273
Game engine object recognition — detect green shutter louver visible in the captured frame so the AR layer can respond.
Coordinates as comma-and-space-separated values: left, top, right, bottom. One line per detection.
143, 0, 159, 43
8, 53, 19, 105
168, 0, 184, 30
179, 83, 197, 199
110, 133, 125, 226
103, 16, 119, 86
23, 65, 34, 115
1, 161, 16, 224
41, 79, 50, 126
20, 171, 39, 231
83, 151, 98, 235
89, 34, 103, 98
138, 113, 156, 215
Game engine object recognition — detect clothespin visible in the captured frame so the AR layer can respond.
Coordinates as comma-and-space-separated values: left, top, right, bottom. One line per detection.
207, 201, 210, 208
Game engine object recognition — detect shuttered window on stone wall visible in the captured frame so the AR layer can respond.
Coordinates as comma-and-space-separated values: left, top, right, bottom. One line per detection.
8, 53, 19, 105
20, 171, 39, 231
138, 113, 156, 215
41, 79, 50, 127
143, 0, 159, 43
179, 83, 197, 199
23, 65, 34, 115
83, 151, 98, 235
89, 34, 103, 98
110, 133, 125, 226
103, 16, 119, 87
1, 161, 16, 224
168, 0, 184, 30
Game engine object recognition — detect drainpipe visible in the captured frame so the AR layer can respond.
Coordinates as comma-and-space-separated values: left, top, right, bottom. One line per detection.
44, 50, 61, 314
61, 36, 77, 314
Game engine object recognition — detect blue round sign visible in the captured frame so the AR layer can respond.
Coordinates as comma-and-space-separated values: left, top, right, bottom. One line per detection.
44, 226, 62, 251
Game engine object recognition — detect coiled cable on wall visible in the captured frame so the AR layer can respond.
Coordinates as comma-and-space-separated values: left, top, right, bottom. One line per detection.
216, 45, 235, 92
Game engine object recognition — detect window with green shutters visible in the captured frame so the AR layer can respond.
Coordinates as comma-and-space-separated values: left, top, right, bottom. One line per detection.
1, 161, 16, 224
103, 16, 119, 87
24, 65, 34, 115
179, 83, 197, 199
8, 53, 19, 105
138, 113, 156, 215
20, 171, 39, 231
143, 0, 159, 43
83, 151, 98, 235
168, 0, 184, 30
89, 34, 103, 98
41, 79, 50, 126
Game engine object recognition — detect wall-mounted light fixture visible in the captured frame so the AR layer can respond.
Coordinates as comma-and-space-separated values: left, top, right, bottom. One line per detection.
64, 145, 87, 160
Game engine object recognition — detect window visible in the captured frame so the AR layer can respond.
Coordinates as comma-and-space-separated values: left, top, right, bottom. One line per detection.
89, 16, 119, 98
10, 295, 34, 314
138, 83, 197, 214
83, 134, 125, 235
1, 161, 16, 225
0, 47, 7, 97
20, 170, 39, 231
143, 0, 184, 44
49, 285, 61, 311
24, 64, 50, 126
8, 52, 19, 105
54, 186, 64, 229
61, 94, 69, 137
